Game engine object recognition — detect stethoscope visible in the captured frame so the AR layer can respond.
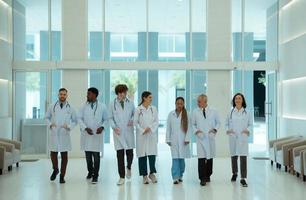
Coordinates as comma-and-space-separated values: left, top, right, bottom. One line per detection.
53, 101, 70, 113
139, 105, 154, 117
112, 98, 134, 126
229, 107, 247, 119
113, 98, 130, 111
87, 101, 98, 116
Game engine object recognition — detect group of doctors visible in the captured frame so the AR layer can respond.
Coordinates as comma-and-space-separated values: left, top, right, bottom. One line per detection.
45, 85, 253, 188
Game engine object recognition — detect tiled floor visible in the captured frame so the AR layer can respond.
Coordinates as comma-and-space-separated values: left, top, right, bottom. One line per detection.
0, 145, 305, 200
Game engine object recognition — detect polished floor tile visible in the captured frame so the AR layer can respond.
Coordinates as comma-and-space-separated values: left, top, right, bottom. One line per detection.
1, 145, 306, 200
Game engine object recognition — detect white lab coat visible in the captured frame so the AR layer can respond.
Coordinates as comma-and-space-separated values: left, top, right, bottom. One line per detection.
133, 105, 159, 158
225, 107, 253, 156
166, 110, 191, 159
192, 106, 221, 159
78, 101, 108, 155
109, 98, 135, 150
45, 101, 77, 152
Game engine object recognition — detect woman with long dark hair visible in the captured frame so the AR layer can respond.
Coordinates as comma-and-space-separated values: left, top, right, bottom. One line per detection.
166, 97, 191, 184
225, 93, 253, 187
133, 91, 159, 184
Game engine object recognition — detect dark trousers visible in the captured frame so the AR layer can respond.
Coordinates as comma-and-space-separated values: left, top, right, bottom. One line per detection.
231, 156, 247, 179
50, 151, 68, 177
117, 149, 134, 178
85, 151, 100, 178
198, 158, 213, 181
138, 155, 156, 176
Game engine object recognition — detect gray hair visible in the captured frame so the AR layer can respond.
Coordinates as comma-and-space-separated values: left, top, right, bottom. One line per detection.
198, 94, 207, 99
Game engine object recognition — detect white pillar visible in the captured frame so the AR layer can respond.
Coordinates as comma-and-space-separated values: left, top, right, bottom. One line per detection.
62, 0, 88, 157
207, 0, 232, 157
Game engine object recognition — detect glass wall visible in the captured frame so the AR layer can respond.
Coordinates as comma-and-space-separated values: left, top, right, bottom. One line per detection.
13, 0, 62, 61
14, 70, 62, 155
191, 0, 207, 61
88, 0, 103, 60
88, 0, 207, 61
149, 0, 189, 61
89, 69, 206, 156
232, 0, 278, 62
51, 0, 62, 61
106, 0, 145, 61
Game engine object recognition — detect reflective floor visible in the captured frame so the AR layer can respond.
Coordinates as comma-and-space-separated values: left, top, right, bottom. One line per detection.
0, 145, 305, 200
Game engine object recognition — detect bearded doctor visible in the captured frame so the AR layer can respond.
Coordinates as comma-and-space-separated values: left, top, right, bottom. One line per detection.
45, 88, 77, 184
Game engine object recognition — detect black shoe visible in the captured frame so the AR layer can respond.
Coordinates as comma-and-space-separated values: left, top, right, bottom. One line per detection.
60, 175, 66, 184
204, 177, 211, 182
240, 179, 248, 187
50, 169, 59, 181
231, 174, 237, 182
173, 180, 179, 184
86, 173, 93, 179
92, 177, 98, 184
178, 178, 183, 182
200, 180, 206, 186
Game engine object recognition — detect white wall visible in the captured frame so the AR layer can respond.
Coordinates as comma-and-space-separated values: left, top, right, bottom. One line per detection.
278, 0, 306, 137
0, 0, 12, 139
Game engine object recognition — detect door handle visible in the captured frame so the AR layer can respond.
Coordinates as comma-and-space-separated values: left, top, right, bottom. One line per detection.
265, 102, 272, 116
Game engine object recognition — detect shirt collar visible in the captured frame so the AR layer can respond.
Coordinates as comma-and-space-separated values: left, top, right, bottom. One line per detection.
140, 104, 151, 110
172, 110, 182, 117
58, 101, 68, 107
87, 100, 98, 105
116, 97, 129, 103
199, 105, 209, 111
234, 107, 245, 113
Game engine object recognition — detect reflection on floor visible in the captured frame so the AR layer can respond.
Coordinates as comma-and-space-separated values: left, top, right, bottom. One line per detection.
1, 145, 306, 200
250, 119, 268, 157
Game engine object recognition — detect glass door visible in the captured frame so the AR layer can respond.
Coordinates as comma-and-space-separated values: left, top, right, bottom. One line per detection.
266, 71, 277, 141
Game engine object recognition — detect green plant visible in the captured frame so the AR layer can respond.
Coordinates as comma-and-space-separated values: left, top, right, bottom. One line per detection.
111, 71, 137, 100
258, 73, 266, 87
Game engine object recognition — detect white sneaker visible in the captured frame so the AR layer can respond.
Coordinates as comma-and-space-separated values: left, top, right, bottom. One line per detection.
143, 176, 149, 184
126, 168, 131, 179
149, 173, 157, 183
117, 178, 125, 185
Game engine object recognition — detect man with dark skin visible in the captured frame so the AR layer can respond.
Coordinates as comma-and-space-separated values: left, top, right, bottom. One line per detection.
78, 87, 108, 184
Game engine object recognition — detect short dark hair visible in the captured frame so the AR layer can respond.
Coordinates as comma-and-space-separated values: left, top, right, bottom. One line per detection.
59, 88, 68, 93
115, 84, 128, 95
88, 87, 99, 97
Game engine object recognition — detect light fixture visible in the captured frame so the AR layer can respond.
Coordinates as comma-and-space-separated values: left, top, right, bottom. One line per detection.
282, 76, 306, 121
281, 0, 296, 11
282, 76, 306, 84
0, 0, 9, 8
282, 114, 306, 121
0, 79, 9, 83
